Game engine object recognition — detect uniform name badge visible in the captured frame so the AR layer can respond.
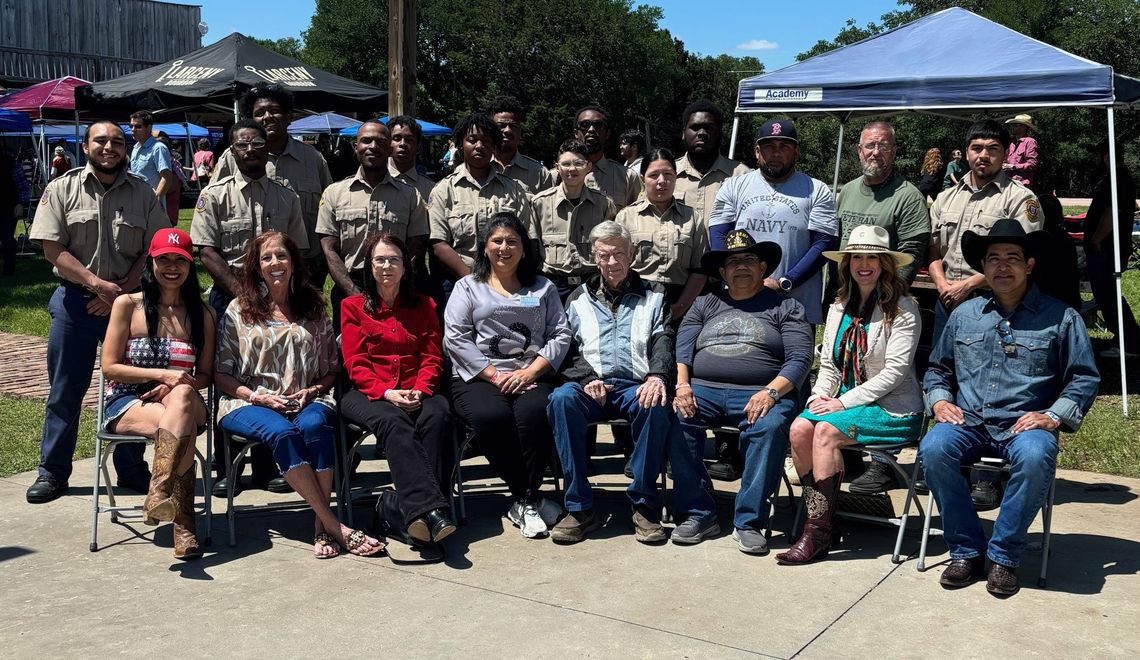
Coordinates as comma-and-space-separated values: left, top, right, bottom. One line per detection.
518, 296, 541, 308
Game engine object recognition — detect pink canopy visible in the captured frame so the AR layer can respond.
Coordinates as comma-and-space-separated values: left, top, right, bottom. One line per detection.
0, 76, 90, 120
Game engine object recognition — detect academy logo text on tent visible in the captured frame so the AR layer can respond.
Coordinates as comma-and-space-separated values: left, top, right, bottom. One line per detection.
156, 60, 225, 86
752, 88, 823, 103
244, 65, 318, 88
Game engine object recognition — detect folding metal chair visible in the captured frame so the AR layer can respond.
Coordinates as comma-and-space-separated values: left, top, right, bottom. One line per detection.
90, 371, 213, 552
839, 412, 934, 563
915, 456, 1057, 587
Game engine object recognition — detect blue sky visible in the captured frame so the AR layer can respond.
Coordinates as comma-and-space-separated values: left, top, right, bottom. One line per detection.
188, 0, 904, 71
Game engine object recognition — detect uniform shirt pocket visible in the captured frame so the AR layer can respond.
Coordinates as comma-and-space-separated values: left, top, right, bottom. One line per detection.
113, 212, 148, 258
64, 209, 100, 249
221, 217, 254, 256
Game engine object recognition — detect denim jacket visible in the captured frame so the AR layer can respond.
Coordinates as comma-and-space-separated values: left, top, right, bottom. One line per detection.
923, 286, 1099, 439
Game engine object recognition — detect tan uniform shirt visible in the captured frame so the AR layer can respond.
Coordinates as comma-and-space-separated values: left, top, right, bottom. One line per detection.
497, 152, 553, 195
531, 185, 616, 277
930, 171, 1041, 280
190, 170, 308, 269
554, 155, 643, 210
674, 153, 750, 226
388, 162, 435, 200
215, 139, 332, 257
30, 166, 168, 280
316, 168, 429, 272
428, 164, 536, 269
616, 198, 707, 286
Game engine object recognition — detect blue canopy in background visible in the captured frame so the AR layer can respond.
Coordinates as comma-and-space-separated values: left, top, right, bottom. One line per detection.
0, 108, 32, 132
287, 112, 362, 135
735, 7, 1140, 116
339, 116, 451, 137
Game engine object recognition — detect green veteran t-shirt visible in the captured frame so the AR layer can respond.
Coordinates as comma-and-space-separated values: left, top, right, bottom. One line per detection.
835, 170, 929, 278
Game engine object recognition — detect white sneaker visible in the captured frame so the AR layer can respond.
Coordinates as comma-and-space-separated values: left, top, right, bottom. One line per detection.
784, 457, 800, 486
507, 501, 549, 538
536, 497, 563, 527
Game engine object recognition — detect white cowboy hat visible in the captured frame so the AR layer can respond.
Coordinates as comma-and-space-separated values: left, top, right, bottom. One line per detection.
1005, 114, 1037, 131
823, 225, 914, 267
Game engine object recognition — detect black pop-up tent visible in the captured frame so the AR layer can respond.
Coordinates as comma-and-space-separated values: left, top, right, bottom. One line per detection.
76, 32, 387, 118
727, 8, 1140, 413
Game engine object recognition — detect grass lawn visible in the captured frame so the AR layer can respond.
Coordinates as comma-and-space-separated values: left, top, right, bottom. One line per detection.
0, 394, 96, 478
1059, 396, 1140, 478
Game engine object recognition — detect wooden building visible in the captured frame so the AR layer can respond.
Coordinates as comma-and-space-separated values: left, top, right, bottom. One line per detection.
0, 0, 203, 86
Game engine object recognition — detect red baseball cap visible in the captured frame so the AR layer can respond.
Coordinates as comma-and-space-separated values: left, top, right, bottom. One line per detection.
150, 228, 193, 260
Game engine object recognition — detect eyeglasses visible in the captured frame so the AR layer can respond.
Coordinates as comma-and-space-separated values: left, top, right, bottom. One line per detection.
594, 250, 630, 264
557, 158, 588, 169
859, 142, 895, 153
232, 139, 267, 151
724, 255, 761, 268
371, 256, 402, 267
576, 120, 607, 132
996, 318, 1015, 355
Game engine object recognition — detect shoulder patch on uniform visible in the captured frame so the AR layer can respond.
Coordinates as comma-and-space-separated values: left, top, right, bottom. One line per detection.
40, 188, 50, 204
1025, 199, 1039, 222
195, 194, 207, 212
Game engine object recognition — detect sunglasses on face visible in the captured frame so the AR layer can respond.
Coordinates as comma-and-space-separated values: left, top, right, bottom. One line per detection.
576, 120, 607, 132
232, 139, 268, 152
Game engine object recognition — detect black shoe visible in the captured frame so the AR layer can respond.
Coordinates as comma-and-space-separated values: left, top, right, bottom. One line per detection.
426, 509, 457, 543
848, 461, 897, 495
623, 458, 634, 479
116, 471, 152, 495
986, 562, 1020, 597
26, 474, 68, 503
266, 476, 293, 494
211, 476, 243, 498
971, 481, 1001, 511
939, 556, 985, 588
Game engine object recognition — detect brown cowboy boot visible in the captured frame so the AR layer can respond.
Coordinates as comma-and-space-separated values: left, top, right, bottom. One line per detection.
171, 463, 202, 560
142, 429, 180, 525
777, 471, 843, 565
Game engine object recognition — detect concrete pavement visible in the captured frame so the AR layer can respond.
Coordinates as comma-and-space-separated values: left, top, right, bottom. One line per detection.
2, 438, 1139, 658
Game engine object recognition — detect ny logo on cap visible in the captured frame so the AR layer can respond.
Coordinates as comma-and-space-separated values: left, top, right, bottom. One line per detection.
771, 123, 782, 135
167, 233, 181, 245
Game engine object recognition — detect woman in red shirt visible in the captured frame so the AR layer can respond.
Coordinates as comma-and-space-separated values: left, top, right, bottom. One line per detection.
340, 233, 457, 544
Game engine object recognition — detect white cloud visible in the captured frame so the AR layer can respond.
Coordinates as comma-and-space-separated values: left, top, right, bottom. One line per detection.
736, 39, 778, 51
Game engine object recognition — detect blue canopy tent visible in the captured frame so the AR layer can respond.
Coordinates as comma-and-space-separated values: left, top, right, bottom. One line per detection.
729, 7, 1140, 413
287, 112, 362, 135
0, 108, 32, 132
339, 116, 451, 137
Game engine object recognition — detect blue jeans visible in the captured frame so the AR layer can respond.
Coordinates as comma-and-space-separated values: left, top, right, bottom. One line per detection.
546, 379, 670, 514
920, 423, 1057, 567
220, 402, 336, 474
40, 285, 145, 481
671, 384, 797, 530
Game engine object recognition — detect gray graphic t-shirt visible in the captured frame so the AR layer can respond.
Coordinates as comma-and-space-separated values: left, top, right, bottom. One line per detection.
709, 170, 837, 323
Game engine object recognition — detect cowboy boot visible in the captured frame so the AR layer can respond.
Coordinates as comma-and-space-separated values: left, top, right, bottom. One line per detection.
142, 429, 180, 525
171, 463, 202, 560
777, 471, 843, 565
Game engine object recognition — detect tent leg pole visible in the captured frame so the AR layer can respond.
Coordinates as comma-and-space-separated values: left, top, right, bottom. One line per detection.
74, 111, 81, 167
832, 121, 845, 191
1107, 108, 1128, 416
728, 116, 740, 161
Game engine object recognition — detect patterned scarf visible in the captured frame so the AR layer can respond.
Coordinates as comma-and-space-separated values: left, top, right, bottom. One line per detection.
837, 293, 877, 388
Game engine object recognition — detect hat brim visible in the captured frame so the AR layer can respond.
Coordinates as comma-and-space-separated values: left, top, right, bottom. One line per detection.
1005, 118, 1037, 131
150, 246, 193, 260
822, 247, 914, 267
961, 230, 1048, 273
754, 135, 798, 145
701, 241, 782, 276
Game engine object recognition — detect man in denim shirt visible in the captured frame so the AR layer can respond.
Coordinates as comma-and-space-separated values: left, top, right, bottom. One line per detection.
921, 219, 1099, 597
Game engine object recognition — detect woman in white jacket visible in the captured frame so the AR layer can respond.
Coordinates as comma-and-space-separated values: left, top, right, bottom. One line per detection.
777, 225, 923, 565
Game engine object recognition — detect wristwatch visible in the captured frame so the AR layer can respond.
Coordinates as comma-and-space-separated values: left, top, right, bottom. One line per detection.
778, 277, 793, 292
762, 387, 781, 401
1044, 411, 1061, 427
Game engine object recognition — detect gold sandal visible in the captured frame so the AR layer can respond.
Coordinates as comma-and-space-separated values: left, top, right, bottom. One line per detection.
314, 532, 339, 559
343, 529, 384, 556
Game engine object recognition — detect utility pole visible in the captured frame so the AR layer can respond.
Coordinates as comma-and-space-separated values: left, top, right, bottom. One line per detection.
388, 0, 416, 117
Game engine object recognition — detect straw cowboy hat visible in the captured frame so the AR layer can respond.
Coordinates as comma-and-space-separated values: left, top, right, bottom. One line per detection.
822, 225, 913, 267
1005, 114, 1037, 131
